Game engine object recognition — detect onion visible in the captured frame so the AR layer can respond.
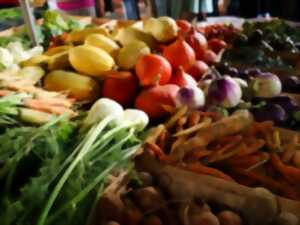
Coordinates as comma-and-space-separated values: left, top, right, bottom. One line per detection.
175, 86, 205, 109
251, 72, 282, 98
185, 28, 208, 60
170, 67, 197, 87
163, 37, 196, 71
208, 76, 242, 108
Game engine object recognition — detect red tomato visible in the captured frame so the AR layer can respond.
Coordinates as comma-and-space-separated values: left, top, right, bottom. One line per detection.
102, 73, 139, 107
187, 60, 209, 81
135, 54, 172, 86
176, 19, 192, 34
208, 38, 227, 54
199, 50, 218, 65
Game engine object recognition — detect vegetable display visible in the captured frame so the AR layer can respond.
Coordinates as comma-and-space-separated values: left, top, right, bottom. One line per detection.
1, 13, 300, 225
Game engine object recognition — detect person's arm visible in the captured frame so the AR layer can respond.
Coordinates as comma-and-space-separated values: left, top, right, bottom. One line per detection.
218, 0, 230, 15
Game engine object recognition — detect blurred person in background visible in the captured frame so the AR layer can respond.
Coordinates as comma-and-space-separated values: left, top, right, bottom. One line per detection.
47, 0, 96, 16
176, 0, 214, 21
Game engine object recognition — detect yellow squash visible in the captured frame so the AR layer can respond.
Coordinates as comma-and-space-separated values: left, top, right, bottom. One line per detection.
44, 70, 100, 101
69, 45, 115, 77
84, 34, 120, 57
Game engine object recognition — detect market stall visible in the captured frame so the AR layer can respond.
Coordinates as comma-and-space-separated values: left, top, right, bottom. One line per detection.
1, 3, 300, 225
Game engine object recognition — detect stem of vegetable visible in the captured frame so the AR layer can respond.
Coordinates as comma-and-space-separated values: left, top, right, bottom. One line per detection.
37, 115, 114, 225
48, 145, 139, 223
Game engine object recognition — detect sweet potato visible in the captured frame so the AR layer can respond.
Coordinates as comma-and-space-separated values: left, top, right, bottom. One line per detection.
217, 210, 242, 225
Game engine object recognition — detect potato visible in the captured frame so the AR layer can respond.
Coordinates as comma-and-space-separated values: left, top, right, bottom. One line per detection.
123, 201, 143, 225
44, 70, 100, 102
190, 211, 220, 225
69, 45, 115, 77
273, 212, 298, 225
106, 222, 120, 225
141, 215, 163, 225
117, 41, 150, 69
132, 186, 164, 211
293, 150, 300, 168
137, 172, 153, 187
217, 211, 242, 225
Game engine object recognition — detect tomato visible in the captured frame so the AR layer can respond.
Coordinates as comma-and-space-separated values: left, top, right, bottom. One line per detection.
208, 38, 227, 54
102, 73, 139, 107
136, 54, 172, 86
176, 19, 192, 35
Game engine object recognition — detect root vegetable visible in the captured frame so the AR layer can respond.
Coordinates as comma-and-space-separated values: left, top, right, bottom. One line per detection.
172, 110, 253, 161
142, 215, 163, 225
190, 211, 220, 225
217, 210, 242, 225
136, 154, 279, 225
123, 202, 143, 225
106, 222, 120, 225
293, 150, 300, 168
132, 186, 165, 211
136, 54, 172, 86
102, 73, 138, 107
135, 84, 179, 119
273, 212, 299, 225
137, 172, 154, 187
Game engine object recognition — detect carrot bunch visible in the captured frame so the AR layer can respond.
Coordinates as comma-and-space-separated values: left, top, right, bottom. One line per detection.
144, 108, 300, 200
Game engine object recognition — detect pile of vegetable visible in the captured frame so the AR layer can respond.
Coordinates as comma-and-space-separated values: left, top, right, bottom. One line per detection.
222, 19, 300, 75
144, 108, 300, 201
0, 98, 149, 225
1, 15, 300, 225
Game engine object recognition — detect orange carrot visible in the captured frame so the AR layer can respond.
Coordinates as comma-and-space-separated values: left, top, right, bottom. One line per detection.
184, 162, 234, 181
232, 168, 300, 200
206, 140, 243, 163
0, 90, 14, 96
157, 130, 168, 150
282, 134, 298, 163
227, 152, 270, 170
271, 153, 300, 184
145, 142, 169, 161
237, 139, 265, 157
24, 99, 76, 116
188, 111, 201, 127
187, 149, 211, 160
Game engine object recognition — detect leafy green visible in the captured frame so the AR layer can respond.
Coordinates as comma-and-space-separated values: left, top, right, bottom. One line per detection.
0, 116, 77, 225
40, 10, 85, 47
0, 8, 22, 21
0, 108, 143, 225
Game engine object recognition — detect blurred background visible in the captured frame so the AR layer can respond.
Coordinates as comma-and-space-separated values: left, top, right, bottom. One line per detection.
0, 0, 300, 31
